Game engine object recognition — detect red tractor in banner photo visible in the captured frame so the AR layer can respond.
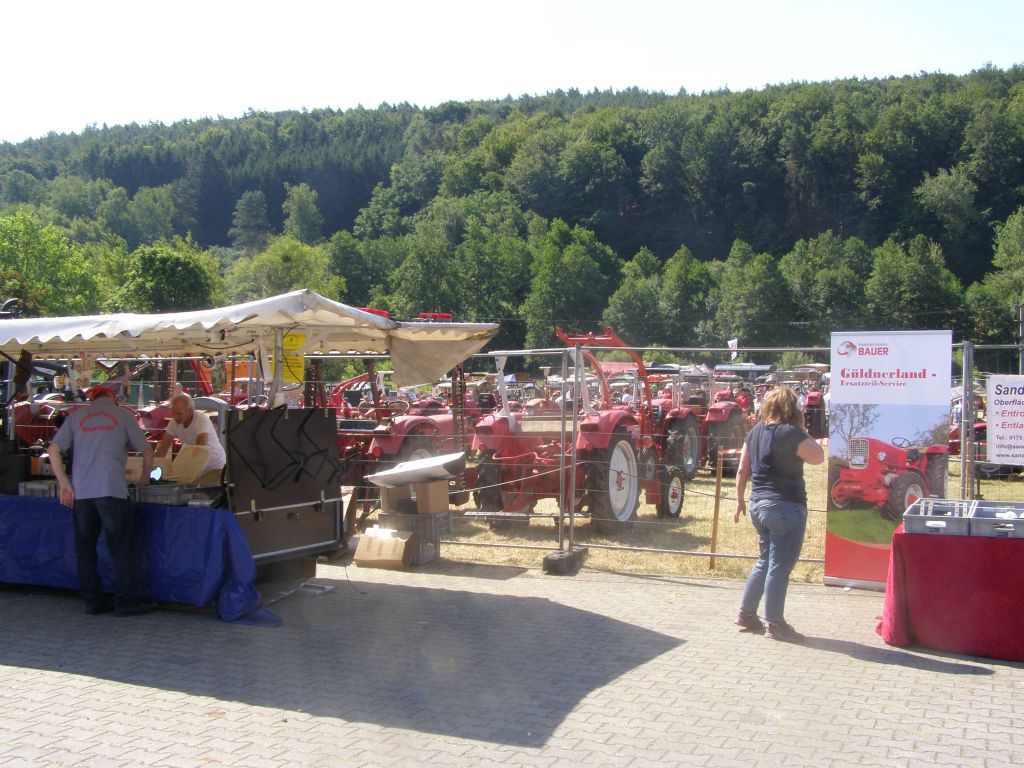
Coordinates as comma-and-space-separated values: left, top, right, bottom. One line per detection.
828, 436, 949, 520
469, 327, 687, 533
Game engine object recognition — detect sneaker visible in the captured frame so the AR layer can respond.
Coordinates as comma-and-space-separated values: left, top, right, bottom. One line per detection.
84, 599, 114, 616
735, 611, 765, 633
765, 621, 805, 643
114, 602, 155, 617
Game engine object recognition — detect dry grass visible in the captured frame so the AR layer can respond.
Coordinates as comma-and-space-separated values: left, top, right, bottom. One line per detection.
362, 461, 830, 583
411, 456, 1024, 583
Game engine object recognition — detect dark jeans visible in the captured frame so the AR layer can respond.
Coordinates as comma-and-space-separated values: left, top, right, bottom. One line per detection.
740, 498, 807, 623
72, 496, 140, 610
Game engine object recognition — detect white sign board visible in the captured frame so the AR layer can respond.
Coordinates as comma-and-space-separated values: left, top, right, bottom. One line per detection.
830, 330, 952, 406
985, 375, 1024, 465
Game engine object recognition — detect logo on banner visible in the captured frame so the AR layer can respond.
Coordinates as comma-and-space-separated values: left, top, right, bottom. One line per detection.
835, 340, 889, 357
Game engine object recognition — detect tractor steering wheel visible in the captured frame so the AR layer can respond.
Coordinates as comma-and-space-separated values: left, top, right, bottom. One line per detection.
890, 437, 912, 448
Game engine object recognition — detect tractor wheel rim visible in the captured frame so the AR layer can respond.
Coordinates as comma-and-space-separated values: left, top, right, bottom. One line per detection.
667, 474, 684, 515
608, 439, 639, 521
684, 431, 698, 474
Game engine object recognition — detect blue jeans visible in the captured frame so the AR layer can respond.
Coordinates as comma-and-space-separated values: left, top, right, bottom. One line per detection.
740, 498, 807, 623
72, 497, 139, 610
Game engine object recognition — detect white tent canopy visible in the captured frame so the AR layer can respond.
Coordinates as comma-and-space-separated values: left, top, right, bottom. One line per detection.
0, 290, 499, 387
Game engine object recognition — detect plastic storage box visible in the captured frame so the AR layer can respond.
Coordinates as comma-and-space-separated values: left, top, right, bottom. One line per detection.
970, 501, 1024, 538
18, 479, 58, 497
377, 509, 452, 564
130, 483, 221, 506
903, 498, 974, 535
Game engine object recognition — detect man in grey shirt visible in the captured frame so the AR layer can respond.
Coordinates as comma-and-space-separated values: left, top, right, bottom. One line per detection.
49, 385, 154, 616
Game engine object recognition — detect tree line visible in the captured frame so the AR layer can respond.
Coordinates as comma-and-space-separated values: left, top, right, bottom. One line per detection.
1, 67, 1023, 354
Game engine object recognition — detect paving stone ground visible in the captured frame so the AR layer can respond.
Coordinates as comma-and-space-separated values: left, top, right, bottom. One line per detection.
2, 556, 1023, 767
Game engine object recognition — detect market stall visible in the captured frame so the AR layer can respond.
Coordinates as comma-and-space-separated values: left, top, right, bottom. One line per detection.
0, 290, 498, 618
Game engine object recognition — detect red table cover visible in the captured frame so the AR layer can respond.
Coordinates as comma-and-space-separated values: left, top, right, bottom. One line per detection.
878, 525, 1024, 661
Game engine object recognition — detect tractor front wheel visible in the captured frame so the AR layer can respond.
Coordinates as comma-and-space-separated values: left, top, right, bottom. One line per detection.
884, 472, 925, 521
667, 417, 700, 480
828, 468, 850, 510
655, 466, 685, 518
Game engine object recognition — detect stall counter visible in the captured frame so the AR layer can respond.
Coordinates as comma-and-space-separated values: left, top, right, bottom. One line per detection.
0, 495, 278, 625
878, 525, 1024, 661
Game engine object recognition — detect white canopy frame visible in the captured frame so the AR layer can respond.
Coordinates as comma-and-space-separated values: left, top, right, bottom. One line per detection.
0, 290, 499, 389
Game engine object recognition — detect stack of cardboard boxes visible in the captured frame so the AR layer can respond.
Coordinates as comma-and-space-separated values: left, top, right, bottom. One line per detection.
355, 453, 464, 569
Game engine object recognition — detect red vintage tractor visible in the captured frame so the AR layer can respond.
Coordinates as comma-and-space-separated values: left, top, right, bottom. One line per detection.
829, 436, 949, 521
469, 327, 687, 533
662, 367, 750, 478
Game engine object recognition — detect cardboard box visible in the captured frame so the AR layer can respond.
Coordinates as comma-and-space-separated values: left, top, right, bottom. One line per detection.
378, 510, 451, 565
353, 527, 417, 568
126, 453, 172, 483
379, 479, 450, 515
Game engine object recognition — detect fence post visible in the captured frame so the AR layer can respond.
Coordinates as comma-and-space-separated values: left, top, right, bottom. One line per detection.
710, 453, 724, 569
961, 342, 973, 500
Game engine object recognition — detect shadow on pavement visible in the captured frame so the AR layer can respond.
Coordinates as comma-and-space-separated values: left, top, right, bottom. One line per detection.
805, 636, 995, 674
0, 577, 682, 747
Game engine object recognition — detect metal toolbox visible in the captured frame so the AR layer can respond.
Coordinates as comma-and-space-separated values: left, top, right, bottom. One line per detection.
970, 501, 1024, 539
903, 498, 974, 535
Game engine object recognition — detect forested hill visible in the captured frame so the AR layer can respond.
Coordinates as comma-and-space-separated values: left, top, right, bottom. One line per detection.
2, 67, 1024, 351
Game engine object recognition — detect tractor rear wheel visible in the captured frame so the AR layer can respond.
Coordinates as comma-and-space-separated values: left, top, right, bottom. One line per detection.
925, 454, 948, 498
394, 434, 436, 464
667, 416, 700, 480
655, 466, 685, 518
884, 472, 925, 521
473, 451, 503, 512
587, 428, 640, 535
709, 412, 745, 477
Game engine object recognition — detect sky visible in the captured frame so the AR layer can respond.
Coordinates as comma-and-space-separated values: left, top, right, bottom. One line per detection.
3, 0, 1023, 145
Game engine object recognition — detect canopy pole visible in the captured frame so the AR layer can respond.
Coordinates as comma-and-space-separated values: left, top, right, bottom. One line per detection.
269, 328, 284, 406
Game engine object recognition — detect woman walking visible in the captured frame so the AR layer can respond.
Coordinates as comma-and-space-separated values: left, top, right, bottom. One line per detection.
733, 386, 824, 642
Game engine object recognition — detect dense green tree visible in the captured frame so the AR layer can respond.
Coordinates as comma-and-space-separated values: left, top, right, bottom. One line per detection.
864, 236, 964, 332
228, 190, 271, 255
523, 219, 609, 348
128, 185, 180, 246
966, 207, 1024, 342
224, 235, 341, 303
47, 175, 113, 222
0, 209, 98, 314
659, 244, 716, 346
107, 236, 221, 312
282, 182, 324, 244
714, 240, 797, 347
779, 231, 872, 342
603, 248, 663, 345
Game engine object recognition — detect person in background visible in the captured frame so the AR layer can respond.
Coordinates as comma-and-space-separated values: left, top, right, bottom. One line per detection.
155, 393, 226, 484
733, 386, 824, 642
48, 385, 154, 617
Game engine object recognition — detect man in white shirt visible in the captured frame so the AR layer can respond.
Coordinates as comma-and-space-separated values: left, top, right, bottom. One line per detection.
155, 394, 226, 483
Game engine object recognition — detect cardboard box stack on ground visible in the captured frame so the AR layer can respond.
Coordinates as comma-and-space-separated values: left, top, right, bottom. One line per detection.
359, 452, 464, 568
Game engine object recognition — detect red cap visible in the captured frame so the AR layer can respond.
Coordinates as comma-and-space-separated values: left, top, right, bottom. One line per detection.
87, 385, 116, 400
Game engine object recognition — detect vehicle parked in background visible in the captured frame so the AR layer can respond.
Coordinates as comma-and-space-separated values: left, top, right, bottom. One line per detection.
470, 327, 687, 532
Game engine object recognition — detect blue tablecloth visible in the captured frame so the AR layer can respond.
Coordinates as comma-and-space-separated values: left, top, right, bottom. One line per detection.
0, 495, 279, 625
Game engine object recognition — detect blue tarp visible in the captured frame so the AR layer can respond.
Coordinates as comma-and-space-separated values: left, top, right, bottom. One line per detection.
0, 495, 280, 625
